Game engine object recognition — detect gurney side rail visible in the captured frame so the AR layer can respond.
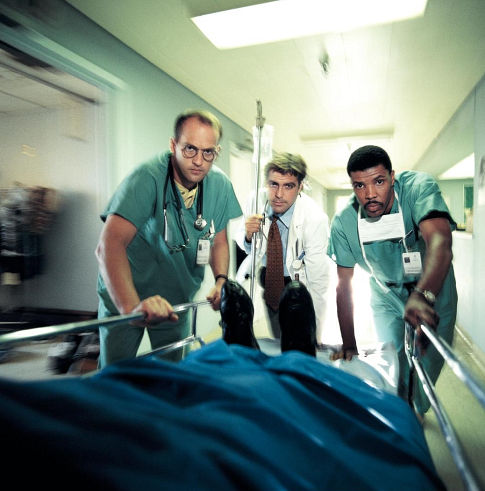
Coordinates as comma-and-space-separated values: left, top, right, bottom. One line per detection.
405, 322, 485, 491
0, 300, 210, 348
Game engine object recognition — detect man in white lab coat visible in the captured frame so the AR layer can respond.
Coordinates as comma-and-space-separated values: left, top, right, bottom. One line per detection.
237, 152, 331, 341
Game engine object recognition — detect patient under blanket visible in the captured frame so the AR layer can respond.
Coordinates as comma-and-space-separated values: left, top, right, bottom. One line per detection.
0, 340, 444, 490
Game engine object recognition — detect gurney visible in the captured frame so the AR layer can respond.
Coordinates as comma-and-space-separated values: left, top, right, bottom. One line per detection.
0, 303, 482, 490
405, 322, 485, 491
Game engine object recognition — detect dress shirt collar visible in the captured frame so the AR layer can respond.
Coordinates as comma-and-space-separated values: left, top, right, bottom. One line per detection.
270, 200, 296, 229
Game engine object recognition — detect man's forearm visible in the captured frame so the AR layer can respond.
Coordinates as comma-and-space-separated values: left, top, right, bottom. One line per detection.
336, 290, 357, 350
210, 230, 229, 278
97, 242, 140, 314
417, 218, 453, 296
418, 234, 452, 295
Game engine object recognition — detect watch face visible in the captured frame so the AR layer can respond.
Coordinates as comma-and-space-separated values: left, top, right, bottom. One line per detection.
415, 288, 435, 305
425, 291, 436, 303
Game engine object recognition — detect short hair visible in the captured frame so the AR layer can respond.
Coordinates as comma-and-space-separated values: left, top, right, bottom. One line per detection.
347, 145, 392, 175
174, 109, 223, 143
264, 152, 307, 183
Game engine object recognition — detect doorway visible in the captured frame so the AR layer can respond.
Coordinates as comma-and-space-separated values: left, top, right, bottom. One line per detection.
0, 39, 107, 313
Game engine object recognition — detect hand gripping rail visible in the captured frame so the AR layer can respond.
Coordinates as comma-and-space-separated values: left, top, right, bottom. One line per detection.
0, 300, 210, 356
405, 322, 485, 491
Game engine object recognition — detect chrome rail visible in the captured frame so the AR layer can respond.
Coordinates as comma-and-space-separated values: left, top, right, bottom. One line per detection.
419, 323, 485, 409
405, 322, 484, 491
0, 300, 210, 347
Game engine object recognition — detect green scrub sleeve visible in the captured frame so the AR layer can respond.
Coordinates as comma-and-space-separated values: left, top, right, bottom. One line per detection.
101, 164, 157, 229
328, 215, 358, 268
404, 172, 456, 228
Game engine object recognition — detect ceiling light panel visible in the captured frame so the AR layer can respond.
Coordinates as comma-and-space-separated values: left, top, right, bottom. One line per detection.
192, 0, 428, 49
439, 154, 475, 180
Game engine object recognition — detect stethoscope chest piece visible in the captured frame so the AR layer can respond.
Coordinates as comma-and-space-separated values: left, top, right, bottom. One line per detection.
194, 215, 207, 231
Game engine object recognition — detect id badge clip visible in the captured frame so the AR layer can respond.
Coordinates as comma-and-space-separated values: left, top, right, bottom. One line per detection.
201, 220, 216, 241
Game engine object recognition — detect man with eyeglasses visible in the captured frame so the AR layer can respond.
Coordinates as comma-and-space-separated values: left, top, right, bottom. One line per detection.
95, 110, 242, 367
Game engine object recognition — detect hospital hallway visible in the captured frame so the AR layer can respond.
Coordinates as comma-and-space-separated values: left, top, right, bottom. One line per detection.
1, 0, 485, 489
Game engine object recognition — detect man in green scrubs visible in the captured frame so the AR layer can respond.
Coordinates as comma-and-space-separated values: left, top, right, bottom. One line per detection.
96, 110, 242, 367
328, 145, 457, 417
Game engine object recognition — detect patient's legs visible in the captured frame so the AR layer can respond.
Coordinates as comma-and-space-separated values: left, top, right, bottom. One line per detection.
220, 280, 260, 349
220, 279, 317, 357
279, 281, 317, 357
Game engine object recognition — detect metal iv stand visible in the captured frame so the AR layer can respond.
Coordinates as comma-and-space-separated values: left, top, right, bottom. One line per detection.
249, 100, 265, 300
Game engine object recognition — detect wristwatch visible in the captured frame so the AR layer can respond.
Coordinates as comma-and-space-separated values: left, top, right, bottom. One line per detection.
413, 287, 436, 306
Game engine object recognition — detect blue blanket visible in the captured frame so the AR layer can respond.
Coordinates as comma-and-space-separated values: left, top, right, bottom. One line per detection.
0, 340, 444, 490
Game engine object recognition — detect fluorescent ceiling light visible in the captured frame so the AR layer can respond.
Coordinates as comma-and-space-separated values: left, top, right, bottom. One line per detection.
300, 127, 394, 144
301, 128, 395, 162
192, 0, 428, 49
439, 153, 475, 180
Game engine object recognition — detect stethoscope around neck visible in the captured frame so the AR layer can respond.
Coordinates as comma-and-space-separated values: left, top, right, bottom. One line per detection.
163, 165, 207, 251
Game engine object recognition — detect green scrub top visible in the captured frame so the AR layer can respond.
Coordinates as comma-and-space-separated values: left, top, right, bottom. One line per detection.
328, 170, 457, 414
97, 151, 243, 317
328, 170, 457, 315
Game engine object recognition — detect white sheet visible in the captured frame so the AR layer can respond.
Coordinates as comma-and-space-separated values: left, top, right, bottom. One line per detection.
257, 338, 399, 395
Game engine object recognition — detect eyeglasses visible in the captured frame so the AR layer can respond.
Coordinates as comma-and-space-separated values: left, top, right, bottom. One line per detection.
178, 143, 219, 162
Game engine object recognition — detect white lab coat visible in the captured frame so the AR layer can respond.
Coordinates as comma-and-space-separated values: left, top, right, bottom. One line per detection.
236, 192, 331, 338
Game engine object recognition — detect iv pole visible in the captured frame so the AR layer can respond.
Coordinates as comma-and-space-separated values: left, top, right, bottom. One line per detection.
249, 100, 265, 300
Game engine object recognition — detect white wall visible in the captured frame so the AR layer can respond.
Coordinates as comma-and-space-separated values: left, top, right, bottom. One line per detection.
0, 103, 104, 311
452, 233, 474, 335
472, 77, 485, 353
0, 2, 250, 326
415, 74, 485, 354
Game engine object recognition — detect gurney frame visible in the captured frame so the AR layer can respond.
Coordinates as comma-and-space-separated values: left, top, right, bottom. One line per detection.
0, 300, 209, 356
405, 322, 485, 491
1, 306, 484, 490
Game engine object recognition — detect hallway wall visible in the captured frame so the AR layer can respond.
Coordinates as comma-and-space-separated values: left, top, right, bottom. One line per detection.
0, 1, 251, 190
415, 73, 485, 354
0, 104, 103, 311
473, 75, 485, 354
0, 1, 250, 331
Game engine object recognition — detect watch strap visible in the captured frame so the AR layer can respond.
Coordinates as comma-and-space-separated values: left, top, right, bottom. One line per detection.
413, 287, 436, 305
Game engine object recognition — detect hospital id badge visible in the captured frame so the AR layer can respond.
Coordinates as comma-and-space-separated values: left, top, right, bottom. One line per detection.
402, 252, 422, 275
196, 239, 210, 265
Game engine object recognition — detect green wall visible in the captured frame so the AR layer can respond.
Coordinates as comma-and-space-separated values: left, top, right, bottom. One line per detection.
0, 0, 251, 193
